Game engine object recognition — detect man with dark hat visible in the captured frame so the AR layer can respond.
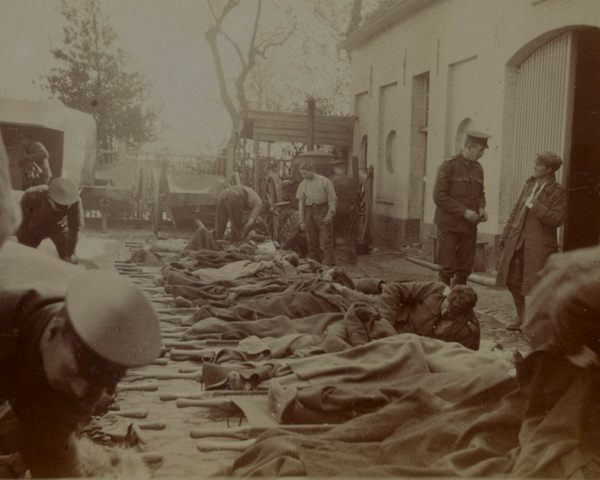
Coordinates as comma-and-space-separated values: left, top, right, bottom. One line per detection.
215, 184, 265, 243
433, 130, 490, 286
0, 242, 161, 478
16, 177, 83, 264
496, 151, 566, 330
18, 131, 51, 190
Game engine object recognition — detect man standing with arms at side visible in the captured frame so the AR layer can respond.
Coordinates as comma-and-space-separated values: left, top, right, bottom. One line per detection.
296, 162, 337, 267
433, 130, 490, 286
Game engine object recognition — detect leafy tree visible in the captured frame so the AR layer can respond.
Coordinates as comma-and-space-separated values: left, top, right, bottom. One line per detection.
42, 0, 163, 150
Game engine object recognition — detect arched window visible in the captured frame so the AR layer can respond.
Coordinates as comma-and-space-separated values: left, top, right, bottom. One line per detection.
385, 130, 396, 174
455, 118, 474, 155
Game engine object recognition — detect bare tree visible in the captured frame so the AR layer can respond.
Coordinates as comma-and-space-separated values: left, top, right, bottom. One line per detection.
204, 0, 296, 143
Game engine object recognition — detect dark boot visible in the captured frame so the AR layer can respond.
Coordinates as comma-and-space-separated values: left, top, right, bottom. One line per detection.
506, 291, 526, 331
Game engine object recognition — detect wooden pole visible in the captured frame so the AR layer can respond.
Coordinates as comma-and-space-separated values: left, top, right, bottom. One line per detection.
152, 163, 160, 234
352, 156, 359, 192
242, 138, 247, 185
226, 143, 234, 182
253, 140, 260, 192
307, 97, 315, 152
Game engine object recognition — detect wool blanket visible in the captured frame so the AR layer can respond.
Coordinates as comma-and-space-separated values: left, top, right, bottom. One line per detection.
231, 336, 600, 478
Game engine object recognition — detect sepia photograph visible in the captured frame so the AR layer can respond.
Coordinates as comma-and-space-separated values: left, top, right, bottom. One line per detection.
0, 0, 599, 477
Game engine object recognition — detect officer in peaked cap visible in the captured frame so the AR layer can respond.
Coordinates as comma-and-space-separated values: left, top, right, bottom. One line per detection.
465, 130, 491, 149
17, 177, 84, 264
433, 129, 491, 286
0, 262, 160, 478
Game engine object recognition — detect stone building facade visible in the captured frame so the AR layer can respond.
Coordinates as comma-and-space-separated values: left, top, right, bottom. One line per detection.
340, 0, 600, 269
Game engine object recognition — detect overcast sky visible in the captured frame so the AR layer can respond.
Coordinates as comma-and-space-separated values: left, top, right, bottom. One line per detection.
0, 0, 358, 156
0, 0, 239, 153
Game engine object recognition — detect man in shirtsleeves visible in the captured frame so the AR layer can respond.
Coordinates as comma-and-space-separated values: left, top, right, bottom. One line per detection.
296, 162, 337, 267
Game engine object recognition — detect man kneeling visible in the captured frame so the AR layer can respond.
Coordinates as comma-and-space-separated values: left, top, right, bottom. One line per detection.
379, 281, 480, 350
0, 269, 161, 478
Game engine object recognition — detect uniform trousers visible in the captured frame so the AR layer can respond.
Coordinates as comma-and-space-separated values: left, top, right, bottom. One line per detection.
215, 189, 245, 243
305, 204, 334, 266
436, 225, 477, 285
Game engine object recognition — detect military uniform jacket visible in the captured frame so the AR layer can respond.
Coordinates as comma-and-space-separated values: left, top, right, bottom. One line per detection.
378, 281, 480, 350
433, 154, 485, 234
16, 185, 84, 256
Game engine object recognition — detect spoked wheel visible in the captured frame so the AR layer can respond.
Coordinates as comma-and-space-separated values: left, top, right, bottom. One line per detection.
262, 173, 285, 241
352, 171, 372, 252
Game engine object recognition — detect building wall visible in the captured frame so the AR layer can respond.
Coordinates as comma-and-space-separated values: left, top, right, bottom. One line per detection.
348, 0, 600, 263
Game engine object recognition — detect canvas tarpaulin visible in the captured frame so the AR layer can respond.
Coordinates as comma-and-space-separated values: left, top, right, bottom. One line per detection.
164, 173, 226, 208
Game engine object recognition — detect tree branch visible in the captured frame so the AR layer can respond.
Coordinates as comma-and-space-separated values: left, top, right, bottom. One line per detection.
256, 22, 296, 59
220, 29, 247, 68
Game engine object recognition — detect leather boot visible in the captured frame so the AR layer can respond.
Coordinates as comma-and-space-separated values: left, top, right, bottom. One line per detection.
506, 291, 526, 331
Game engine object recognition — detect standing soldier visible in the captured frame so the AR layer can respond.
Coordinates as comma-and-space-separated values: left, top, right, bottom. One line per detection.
328, 158, 356, 241
19, 131, 51, 190
433, 130, 490, 286
296, 162, 337, 267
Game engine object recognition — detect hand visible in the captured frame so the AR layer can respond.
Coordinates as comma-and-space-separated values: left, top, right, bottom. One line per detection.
499, 238, 505, 251
323, 215, 332, 226
65, 254, 78, 265
242, 218, 255, 237
299, 222, 306, 231
478, 210, 488, 222
463, 209, 480, 224
566, 346, 600, 368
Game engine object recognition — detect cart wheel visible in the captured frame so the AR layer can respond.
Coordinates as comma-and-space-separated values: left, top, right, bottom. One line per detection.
263, 174, 284, 241
352, 175, 368, 245
99, 196, 111, 209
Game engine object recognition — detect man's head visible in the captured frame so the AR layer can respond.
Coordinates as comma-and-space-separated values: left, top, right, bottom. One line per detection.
48, 178, 79, 211
441, 285, 478, 316
18, 130, 34, 147
462, 130, 491, 162
298, 162, 315, 180
535, 151, 562, 175
330, 159, 347, 176
41, 271, 161, 409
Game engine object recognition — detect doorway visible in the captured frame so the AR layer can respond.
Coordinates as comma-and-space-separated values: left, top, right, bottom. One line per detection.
563, 28, 600, 251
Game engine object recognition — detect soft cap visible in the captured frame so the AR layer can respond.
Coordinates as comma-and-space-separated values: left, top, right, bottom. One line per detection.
48, 178, 79, 205
536, 151, 563, 171
66, 271, 161, 367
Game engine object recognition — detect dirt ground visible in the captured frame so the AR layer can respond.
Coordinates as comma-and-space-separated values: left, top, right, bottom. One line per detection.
33, 226, 531, 476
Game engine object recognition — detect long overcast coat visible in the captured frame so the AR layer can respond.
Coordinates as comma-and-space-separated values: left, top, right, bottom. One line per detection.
496, 174, 566, 295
